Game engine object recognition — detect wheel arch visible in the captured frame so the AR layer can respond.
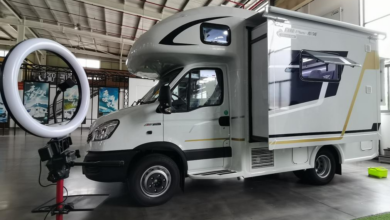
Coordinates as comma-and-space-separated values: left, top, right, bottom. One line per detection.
132, 142, 188, 189
310, 145, 345, 175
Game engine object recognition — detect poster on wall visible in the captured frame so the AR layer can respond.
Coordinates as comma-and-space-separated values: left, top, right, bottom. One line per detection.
98, 87, 119, 117
0, 93, 8, 123
63, 85, 79, 120
23, 82, 50, 124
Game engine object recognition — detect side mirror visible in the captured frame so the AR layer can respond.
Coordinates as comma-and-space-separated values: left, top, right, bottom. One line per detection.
158, 84, 172, 114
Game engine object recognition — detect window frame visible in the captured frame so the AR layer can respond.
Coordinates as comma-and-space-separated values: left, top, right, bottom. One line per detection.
77, 58, 100, 69
381, 64, 390, 113
170, 68, 224, 113
200, 23, 231, 46
361, 0, 390, 113
299, 50, 345, 83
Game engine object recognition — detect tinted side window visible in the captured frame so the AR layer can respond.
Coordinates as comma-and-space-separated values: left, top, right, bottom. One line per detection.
200, 23, 231, 46
171, 74, 189, 113
188, 69, 223, 110
171, 69, 223, 112
301, 57, 341, 82
299, 51, 348, 83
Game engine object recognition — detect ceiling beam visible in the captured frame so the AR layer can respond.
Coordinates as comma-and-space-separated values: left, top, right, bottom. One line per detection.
0, 39, 16, 46
26, 0, 42, 19
83, 3, 92, 31
62, 0, 76, 25
68, 47, 126, 60
103, 8, 108, 35
274, 0, 313, 11
78, 35, 86, 50
64, 33, 74, 48
0, 17, 135, 45
0, 39, 126, 60
134, 17, 142, 40
39, 1, 63, 45
120, 10, 125, 38
43, 0, 60, 24
0, 25, 17, 39
0, 0, 42, 54
181, 0, 190, 11
119, 42, 124, 69
204, 0, 213, 6
161, 0, 168, 14
93, 38, 98, 52
71, 0, 163, 21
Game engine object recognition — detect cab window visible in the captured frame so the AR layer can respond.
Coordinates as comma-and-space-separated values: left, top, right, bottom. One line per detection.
171, 68, 223, 112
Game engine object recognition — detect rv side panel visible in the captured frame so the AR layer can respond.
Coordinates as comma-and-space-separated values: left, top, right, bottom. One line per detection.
266, 15, 380, 150
250, 22, 269, 142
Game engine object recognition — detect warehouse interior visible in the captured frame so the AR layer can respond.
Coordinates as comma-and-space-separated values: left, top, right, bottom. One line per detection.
0, 0, 390, 219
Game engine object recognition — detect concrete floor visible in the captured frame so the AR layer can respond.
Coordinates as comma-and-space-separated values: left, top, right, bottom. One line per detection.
1, 129, 390, 220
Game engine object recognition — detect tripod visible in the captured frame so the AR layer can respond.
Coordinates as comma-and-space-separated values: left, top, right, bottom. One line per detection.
34, 137, 124, 219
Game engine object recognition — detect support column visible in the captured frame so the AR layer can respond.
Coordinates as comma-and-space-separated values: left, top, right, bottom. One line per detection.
41, 51, 47, 65
14, 25, 26, 130
17, 25, 25, 43
119, 41, 124, 70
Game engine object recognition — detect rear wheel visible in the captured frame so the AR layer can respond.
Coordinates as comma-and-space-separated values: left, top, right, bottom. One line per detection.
127, 154, 180, 206
305, 149, 336, 185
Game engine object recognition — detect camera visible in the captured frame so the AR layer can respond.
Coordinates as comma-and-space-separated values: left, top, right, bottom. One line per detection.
38, 137, 81, 183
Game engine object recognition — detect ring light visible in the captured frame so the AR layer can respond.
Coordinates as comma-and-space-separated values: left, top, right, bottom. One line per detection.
0, 38, 90, 138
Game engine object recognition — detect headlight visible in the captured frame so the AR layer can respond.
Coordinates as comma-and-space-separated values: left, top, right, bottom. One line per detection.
89, 120, 119, 142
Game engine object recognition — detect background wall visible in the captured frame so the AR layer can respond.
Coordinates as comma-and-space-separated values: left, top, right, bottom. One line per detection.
305, 0, 360, 25
45, 53, 127, 71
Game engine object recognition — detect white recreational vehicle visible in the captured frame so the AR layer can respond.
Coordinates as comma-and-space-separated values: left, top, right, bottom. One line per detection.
84, 6, 385, 206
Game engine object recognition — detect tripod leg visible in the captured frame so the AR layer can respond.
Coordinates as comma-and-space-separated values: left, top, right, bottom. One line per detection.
56, 180, 63, 220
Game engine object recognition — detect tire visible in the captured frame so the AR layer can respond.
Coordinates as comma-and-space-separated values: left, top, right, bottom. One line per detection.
305, 149, 336, 185
127, 154, 180, 206
293, 170, 306, 180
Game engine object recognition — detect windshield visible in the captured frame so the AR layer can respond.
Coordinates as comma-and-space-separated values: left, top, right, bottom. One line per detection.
141, 68, 183, 103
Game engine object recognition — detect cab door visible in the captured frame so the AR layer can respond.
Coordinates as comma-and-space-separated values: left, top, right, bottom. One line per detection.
163, 67, 230, 172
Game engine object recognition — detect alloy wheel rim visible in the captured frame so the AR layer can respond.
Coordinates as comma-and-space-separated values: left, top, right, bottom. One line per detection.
315, 155, 331, 178
140, 165, 171, 197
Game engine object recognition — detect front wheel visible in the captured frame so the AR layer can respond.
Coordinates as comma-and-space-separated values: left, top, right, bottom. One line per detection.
127, 154, 180, 206
305, 149, 336, 185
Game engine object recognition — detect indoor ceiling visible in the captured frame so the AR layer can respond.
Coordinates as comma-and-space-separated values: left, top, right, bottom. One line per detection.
0, 0, 269, 60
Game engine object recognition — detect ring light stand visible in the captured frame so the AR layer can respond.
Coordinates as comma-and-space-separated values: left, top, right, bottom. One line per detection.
0, 39, 124, 220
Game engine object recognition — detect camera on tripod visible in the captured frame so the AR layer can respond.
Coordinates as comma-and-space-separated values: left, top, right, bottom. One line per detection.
0, 38, 124, 219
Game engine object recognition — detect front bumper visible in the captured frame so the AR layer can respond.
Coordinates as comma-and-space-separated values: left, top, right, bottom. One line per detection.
83, 150, 137, 182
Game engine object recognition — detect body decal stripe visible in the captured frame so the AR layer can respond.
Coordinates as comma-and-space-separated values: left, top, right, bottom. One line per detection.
269, 123, 380, 138
271, 51, 379, 145
185, 137, 229, 142
159, 16, 229, 46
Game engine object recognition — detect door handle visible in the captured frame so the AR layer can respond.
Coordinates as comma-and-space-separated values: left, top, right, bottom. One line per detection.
219, 116, 230, 126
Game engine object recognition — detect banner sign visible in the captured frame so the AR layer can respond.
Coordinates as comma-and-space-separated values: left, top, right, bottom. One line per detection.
63, 85, 79, 120
98, 87, 119, 117
23, 82, 50, 124
0, 93, 8, 123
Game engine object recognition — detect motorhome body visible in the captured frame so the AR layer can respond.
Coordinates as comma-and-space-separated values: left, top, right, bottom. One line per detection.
84, 6, 385, 206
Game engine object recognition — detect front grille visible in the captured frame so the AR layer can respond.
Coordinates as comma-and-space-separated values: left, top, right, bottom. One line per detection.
251, 147, 274, 169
